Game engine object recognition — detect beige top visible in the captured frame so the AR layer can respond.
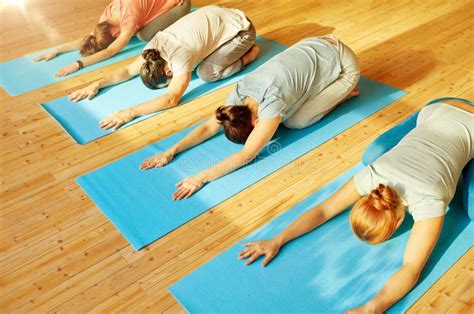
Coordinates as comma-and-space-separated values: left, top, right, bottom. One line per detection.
354, 103, 474, 221
144, 5, 250, 75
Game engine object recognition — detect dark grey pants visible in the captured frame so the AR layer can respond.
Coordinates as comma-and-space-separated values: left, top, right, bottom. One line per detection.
136, 0, 191, 41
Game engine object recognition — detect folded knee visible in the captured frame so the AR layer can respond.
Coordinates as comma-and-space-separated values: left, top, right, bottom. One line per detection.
344, 67, 361, 85
351, 70, 361, 84
196, 65, 220, 82
283, 118, 308, 129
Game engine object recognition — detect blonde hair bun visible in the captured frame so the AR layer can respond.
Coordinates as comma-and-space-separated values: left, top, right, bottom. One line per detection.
367, 184, 400, 212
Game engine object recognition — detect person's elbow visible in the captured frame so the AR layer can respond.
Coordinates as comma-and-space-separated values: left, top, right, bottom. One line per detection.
166, 93, 181, 108
238, 150, 258, 165
102, 47, 119, 59
401, 263, 422, 286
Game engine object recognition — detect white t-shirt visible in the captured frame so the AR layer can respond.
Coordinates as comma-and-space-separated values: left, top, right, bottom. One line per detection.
354, 103, 474, 221
144, 5, 250, 75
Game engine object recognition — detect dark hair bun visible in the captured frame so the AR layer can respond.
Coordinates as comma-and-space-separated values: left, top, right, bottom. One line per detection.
215, 105, 254, 144
140, 49, 168, 90
142, 49, 161, 61
215, 106, 231, 126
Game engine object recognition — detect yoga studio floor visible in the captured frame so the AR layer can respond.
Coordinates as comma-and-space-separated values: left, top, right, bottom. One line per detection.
1, 0, 473, 312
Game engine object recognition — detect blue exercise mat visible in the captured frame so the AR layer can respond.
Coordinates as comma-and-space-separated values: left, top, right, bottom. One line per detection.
77, 77, 406, 250
40, 37, 287, 144
169, 163, 474, 313
0, 37, 146, 96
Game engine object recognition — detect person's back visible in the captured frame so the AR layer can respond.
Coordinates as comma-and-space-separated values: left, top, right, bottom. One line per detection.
229, 37, 342, 121
101, 0, 181, 36
148, 5, 250, 74
356, 103, 474, 221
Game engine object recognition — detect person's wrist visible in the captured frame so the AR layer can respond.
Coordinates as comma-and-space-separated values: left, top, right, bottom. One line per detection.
273, 235, 285, 247
127, 107, 137, 119
76, 60, 84, 70
365, 300, 382, 313
95, 78, 106, 89
196, 173, 209, 184
167, 146, 178, 157
165, 149, 175, 158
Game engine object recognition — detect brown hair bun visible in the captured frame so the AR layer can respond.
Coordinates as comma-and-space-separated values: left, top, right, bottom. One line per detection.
140, 49, 169, 89
215, 105, 254, 144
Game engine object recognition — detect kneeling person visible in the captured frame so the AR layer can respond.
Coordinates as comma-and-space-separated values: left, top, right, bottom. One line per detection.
69, 5, 259, 130
239, 100, 473, 312
140, 35, 360, 200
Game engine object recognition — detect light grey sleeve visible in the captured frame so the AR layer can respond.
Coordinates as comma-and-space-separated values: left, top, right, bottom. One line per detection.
353, 166, 374, 196
258, 95, 287, 120
144, 34, 159, 51
226, 86, 246, 106
169, 52, 194, 75
409, 199, 447, 222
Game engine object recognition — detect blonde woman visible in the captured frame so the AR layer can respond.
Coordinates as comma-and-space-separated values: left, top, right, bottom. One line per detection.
239, 99, 473, 313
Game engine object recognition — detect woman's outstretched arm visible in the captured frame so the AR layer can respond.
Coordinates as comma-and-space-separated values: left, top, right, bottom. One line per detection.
55, 29, 135, 77
98, 71, 191, 130
240, 178, 362, 266
68, 54, 144, 102
140, 116, 223, 170
34, 38, 84, 62
172, 117, 281, 200
347, 216, 444, 313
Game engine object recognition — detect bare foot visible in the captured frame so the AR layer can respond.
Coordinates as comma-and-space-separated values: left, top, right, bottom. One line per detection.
242, 44, 260, 66
343, 88, 360, 102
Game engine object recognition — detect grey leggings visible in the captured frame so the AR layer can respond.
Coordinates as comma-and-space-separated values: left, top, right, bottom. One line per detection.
283, 34, 361, 129
196, 22, 256, 82
136, 0, 191, 41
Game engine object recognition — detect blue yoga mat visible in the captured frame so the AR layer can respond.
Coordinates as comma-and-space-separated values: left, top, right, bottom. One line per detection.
0, 37, 146, 96
40, 37, 287, 144
77, 77, 406, 250
169, 164, 474, 313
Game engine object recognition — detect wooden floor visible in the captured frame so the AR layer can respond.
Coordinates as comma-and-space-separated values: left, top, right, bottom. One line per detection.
1, 0, 473, 312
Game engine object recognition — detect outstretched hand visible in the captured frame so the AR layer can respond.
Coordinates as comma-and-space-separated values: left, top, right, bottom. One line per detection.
55, 62, 80, 77
69, 82, 100, 102
239, 239, 281, 267
34, 51, 58, 62
140, 152, 174, 170
173, 176, 205, 201
99, 109, 134, 130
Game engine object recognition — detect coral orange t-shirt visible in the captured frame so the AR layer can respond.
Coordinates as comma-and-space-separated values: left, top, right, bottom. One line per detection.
100, 0, 181, 37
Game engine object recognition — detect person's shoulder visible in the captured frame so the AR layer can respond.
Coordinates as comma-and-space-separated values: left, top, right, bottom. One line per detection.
409, 198, 447, 222
227, 87, 245, 107
198, 5, 241, 16
194, 5, 220, 13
